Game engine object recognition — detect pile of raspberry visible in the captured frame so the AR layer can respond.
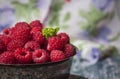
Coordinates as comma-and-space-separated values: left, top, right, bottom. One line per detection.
0, 20, 76, 64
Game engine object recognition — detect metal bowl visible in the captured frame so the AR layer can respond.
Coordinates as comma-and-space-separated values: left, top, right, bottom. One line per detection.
0, 57, 73, 79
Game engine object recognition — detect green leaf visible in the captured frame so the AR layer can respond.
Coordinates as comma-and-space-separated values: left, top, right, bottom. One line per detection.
78, 43, 84, 49
78, 4, 108, 37
99, 44, 105, 51
42, 27, 60, 39
12, 0, 40, 22
90, 4, 103, 16
49, 13, 59, 26
79, 10, 91, 21
61, 25, 69, 29
63, 12, 71, 22
111, 33, 120, 41
49, 1, 64, 26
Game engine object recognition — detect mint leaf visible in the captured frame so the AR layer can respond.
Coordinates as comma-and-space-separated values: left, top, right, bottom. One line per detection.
42, 27, 59, 38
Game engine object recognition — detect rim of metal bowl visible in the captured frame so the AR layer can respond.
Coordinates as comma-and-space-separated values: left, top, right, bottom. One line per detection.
0, 55, 74, 68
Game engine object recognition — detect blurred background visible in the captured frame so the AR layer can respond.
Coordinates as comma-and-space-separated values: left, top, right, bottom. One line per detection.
1, 0, 120, 79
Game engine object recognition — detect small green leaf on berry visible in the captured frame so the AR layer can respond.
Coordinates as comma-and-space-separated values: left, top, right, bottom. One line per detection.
42, 27, 59, 38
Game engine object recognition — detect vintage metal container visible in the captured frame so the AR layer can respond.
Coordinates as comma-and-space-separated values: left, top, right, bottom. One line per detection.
0, 57, 73, 79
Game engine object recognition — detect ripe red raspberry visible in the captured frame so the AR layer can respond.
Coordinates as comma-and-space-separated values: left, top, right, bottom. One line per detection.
30, 27, 42, 34
33, 32, 45, 45
0, 35, 11, 46
2, 36, 11, 46
47, 36, 63, 51
14, 22, 30, 29
24, 41, 40, 52
0, 34, 3, 40
57, 33, 70, 45
30, 20, 43, 28
10, 27, 16, 35
0, 39, 6, 54
64, 44, 76, 58
65, 0, 71, 3
7, 40, 25, 51
32, 49, 48, 63
11, 22, 31, 44
15, 48, 32, 64
50, 50, 65, 62
0, 51, 15, 64
41, 39, 48, 50
3, 28, 12, 36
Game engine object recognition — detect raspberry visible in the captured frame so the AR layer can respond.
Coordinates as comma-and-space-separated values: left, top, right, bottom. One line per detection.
10, 27, 16, 35
14, 22, 30, 29
57, 33, 70, 45
0, 34, 2, 38
3, 37, 11, 46
7, 40, 25, 51
24, 41, 40, 52
64, 44, 76, 58
0, 51, 15, 64
0, 35, 11, 46
32, 49, 48, 63
47, 36, 63, 51
11, 22, 31, 44
66, 0, 71, 2
41, 39, 48, 49
33, 32, 45, 45
3, 28, 12, 36
0, 20, 76, 64
30, 27, 42, 34
30, 20, 43, 28
15, 48, 32, 64
0, 39, 6, 54
50, 50, 65, 62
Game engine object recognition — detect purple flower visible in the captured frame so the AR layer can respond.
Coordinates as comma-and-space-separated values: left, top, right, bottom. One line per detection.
96, 26, 111, 42
79, 30, 93, 41
80, 26, 111, 42
0, 22, 11, 32
37, 0, 51, 9
91, 48, 101, 59
92, 0, 113, 10
0, 7, 15, 12
77, 50, 82, 58
0, 7, 15, 32
77, 48, 101, 65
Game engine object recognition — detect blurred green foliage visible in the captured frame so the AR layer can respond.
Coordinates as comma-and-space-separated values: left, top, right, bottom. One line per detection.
12, 0, 40, 22
78, 5, 108, 37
